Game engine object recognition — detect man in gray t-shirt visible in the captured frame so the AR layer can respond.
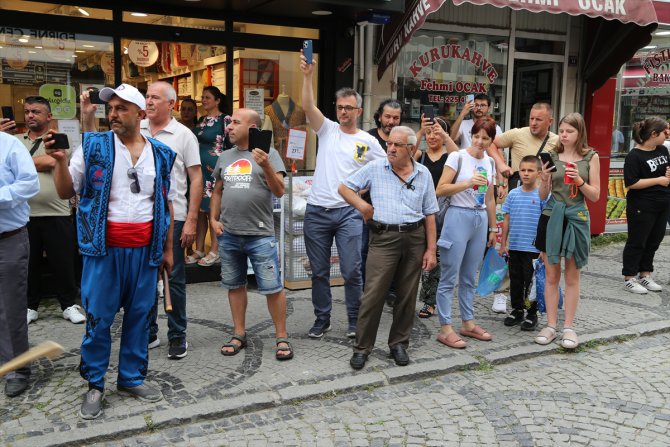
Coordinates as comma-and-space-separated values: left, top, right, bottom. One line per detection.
209, 108, 293, 360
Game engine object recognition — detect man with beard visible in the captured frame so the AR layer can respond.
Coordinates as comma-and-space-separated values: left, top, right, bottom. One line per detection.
368, 99, 402, 150
300, 52, 386, 339
47, 84, 176, 420
18, 96, 84, 325
451, 93, 502, 149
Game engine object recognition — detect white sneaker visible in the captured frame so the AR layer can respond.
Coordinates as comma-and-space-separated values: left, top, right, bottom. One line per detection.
27, 309, 38, 324
492, 294, 507, 313
624, 278, 648, 294
63, 305, 86, 324
638, 276, 662, 292
148, 335, 161, 349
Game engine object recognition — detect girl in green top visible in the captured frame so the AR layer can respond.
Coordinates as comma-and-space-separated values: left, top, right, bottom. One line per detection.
535, 113, 600, 350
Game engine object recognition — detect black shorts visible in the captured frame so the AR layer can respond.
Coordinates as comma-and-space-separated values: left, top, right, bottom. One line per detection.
534, 213, 567, 253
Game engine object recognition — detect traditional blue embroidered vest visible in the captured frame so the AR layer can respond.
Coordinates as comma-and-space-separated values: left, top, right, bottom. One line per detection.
76, 131, 176, 267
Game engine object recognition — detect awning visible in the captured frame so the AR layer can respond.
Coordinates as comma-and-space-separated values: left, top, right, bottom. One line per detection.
376, 0, 660, 80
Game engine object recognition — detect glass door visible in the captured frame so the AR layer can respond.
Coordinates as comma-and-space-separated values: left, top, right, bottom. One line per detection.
511, 60, 562, 130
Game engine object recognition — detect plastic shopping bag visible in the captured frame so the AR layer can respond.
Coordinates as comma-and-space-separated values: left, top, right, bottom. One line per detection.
477, 248, 508, 296
532, 258, 564, 313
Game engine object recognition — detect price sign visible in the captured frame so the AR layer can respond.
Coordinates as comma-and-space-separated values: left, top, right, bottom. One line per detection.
128, 41, 159, 67
286, 128, 307, 160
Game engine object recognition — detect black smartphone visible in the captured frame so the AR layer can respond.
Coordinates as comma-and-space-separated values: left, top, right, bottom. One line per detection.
421, 105, 434, 123
1, 106, 14, 121
538, 152, 556, 171
89, 90, 104, 104
248, 128, 272, 154
50, 132, 70, 150
303, 39, 313, 64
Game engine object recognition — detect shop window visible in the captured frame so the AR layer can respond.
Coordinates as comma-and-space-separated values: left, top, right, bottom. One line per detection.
395, 31, 508, 133
233, 23, 318, 39
0, 25, 112, 144
122, 12, 225, 31
514, 37, 564, 55
0, 1, 112, 20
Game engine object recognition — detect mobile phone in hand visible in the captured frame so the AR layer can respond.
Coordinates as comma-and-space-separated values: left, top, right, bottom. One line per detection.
1, 106, 14, 121
89, 90, 104, 104
248, 128, 272, 153
465, 94, 475, 103
421, 105, 435, 123
50, 133, 70, 150
538, 152, 556, 171
303, 40, 313, 64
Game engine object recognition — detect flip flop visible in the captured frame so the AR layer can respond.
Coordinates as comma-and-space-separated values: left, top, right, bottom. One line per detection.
459, 325, 493, 341
436, 332, 467, 349
221, 334, 247, 356
275, 338, 294, 361
418, 304, 435, 318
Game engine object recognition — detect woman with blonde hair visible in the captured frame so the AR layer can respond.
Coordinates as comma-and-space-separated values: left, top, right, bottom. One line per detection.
534, 112, 600, 349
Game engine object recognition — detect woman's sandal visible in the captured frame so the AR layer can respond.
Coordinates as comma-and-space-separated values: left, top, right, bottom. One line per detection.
185, 250, 204, 265
198, 251, 220, 266
561, 328, 579, 349
535, 326, 557, 345
459, 325, 493, 341
436, 331, 467, 349
418, 304, 435, 318
275, 338, 294, 361
221, 334, 247, 356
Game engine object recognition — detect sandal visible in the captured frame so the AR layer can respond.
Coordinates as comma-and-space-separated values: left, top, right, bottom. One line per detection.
436, 331, 467, 349
198, 251, 220, 266
561, 328, 579, 349
534, 326, 557, 345
459, 325, 492, 341
275, 338, 294, 361
185, 250, 204, 265
418, 304, 435, 318
221, 334, 247, 356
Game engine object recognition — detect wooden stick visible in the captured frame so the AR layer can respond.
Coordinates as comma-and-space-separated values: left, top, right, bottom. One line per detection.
0, 341, 64, 378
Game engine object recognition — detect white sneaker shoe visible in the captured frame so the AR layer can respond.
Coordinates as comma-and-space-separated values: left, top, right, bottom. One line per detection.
63, 305, 86, 324
624, 278, 648, 294
638, 276, 662, 292
492, 294, 507, 313
27, 309, 38, 324
148, 335, 161, 349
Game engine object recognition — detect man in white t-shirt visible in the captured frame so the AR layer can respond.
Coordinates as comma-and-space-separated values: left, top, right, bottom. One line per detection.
300, 51, 386, 339
451, 93, 502, 149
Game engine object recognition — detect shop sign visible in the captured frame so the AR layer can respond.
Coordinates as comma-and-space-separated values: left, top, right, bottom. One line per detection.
127, 41, 159, 67
38, 84, 77, 120
244, 88, 265, 121
453, 0, 658, 26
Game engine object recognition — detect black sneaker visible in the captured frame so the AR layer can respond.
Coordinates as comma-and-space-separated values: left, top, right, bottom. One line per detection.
79, 388, 104, 420
504, 309, 525, 327
308, 320, 331, 338
168, 336, 188, 359
520, 314, 538, 331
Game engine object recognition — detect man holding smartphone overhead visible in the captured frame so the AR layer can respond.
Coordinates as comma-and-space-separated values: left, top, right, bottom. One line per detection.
299, 47, 386, 339
208, 108, 293, 360
16, 96, 84, 326
451, 93, 503, 150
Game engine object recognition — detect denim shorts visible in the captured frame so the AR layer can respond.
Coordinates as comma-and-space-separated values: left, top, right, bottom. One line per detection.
218, 231, 283, 295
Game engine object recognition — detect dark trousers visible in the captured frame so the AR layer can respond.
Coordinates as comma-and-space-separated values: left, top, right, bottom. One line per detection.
353, 226, 425, 355
0, 228, 30, 380
622, 203, 670, 276
150, 220, 187, 341
361, 221, 397, 298
27, 216, 78, 311
509, 250, 539, 315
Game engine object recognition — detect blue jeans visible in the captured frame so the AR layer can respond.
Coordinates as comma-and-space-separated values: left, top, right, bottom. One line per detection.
218, 231, 282, 295
436, 206, 488, 325
304, 204, 363, 326
150, 220, 186, 341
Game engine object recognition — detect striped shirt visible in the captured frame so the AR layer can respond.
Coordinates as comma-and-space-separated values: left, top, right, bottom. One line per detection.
343, 158, 439, 225
502, 186, 545, 253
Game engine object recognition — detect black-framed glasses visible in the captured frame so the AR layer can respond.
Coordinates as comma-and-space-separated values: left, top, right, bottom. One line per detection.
127, 167, 141, 194
336, 105, 360, 112
387, 141, 412, 148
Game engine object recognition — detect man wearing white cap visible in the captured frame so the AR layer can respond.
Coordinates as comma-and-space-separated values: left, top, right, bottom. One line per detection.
46, 83, 177, 420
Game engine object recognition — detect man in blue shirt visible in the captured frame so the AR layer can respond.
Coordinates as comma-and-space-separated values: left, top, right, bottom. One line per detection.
0, 131, 40, 397
338, 126, 438, 370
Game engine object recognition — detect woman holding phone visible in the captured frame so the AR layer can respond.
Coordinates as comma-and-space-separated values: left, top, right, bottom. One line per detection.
534, 113, 600, 349
187, 86, 230, 266
621, 117, 670, 294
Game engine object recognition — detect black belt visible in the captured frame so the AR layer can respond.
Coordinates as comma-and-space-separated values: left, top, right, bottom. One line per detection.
0, 226, 24, 240
368, 219, 424, 233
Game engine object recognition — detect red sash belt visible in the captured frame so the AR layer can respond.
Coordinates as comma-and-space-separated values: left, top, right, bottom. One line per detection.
106, 221, 153, 247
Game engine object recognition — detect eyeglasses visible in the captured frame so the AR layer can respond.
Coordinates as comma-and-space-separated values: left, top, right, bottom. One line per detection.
127, 167, 141, 194
387, 141, 412, 148
473, 104, 488, 109
336, 105, 360, 112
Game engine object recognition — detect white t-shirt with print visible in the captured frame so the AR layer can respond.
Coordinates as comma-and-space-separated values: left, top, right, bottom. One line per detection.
445, 149, 495, 209
308, 118, 386, 208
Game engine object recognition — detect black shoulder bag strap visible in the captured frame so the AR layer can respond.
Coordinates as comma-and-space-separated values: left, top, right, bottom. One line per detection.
535, 133, 551, 156
29, 138, 43, 156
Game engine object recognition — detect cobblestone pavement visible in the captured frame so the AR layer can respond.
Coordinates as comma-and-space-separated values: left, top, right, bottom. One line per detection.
98, 333, 670, 447
1, 240, 669, 446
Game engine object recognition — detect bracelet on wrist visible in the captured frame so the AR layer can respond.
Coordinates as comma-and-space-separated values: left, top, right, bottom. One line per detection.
577, 179, 586, 187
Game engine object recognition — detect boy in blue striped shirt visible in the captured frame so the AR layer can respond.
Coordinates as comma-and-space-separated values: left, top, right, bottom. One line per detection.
499, 155, 545, 330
